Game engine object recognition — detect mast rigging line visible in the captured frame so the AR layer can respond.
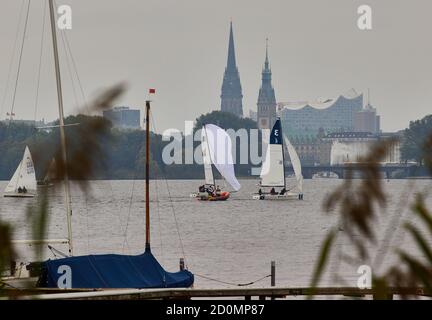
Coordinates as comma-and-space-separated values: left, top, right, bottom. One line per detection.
9, 0, 31, 120
59, 30, 80, 111
121, 131, 146, 253
0, 0, 26, 118
54, 0, 89, 113
150, 112, 188, 267
33, 0, 48, 123
194, 273, 271, 287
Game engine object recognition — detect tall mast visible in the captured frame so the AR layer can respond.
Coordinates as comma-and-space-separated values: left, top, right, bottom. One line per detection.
145, 100, 151, 251
279, 118, 287, 188
203, 124, 216, 188
48, 0, 73, 255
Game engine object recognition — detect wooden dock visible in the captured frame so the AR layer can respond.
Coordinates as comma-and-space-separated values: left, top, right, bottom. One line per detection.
5, 286, 429, 300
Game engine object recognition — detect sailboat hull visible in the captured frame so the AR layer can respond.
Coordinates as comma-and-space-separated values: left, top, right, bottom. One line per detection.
3, 193, 35, 198
252, 192, 303, 200
192, 191, 230, 201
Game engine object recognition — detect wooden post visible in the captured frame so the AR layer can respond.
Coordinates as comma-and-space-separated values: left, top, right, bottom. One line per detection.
10, 261, 16, 277
179, 258, 185, 271
271, 261, 276, 287
271, 260, 276, 300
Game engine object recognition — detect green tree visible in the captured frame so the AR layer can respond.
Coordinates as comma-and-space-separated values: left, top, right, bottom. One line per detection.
401, 114, 432, 164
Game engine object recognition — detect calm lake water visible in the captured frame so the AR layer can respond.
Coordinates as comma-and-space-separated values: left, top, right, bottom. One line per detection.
1, 178, 431, 289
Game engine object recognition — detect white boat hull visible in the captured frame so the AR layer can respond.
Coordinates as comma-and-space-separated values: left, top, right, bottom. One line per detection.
252, 192, 303, 200
3, 193, 35, 198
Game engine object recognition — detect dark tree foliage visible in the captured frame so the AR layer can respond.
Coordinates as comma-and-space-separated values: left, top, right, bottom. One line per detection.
401, 114, 432, 164
0, 111, 260, 180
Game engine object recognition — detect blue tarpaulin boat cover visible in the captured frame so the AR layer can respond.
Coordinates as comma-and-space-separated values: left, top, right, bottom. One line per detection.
39, 249, 194, 289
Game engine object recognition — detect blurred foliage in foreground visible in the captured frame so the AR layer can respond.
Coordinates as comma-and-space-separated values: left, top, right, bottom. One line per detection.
311, 128, 432, 299
0, 84, 125, 295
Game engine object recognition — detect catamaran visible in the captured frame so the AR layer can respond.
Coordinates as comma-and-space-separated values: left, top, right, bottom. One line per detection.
191, 124, 241, 201
3, 146, 37, 198
253, 118, 304, 200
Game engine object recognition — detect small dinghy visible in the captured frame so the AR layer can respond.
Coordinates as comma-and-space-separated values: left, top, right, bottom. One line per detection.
3, 146, 37, 198
191, 124, 241, 201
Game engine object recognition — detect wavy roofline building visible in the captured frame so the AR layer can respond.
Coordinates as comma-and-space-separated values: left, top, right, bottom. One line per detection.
278, 90, 379, 138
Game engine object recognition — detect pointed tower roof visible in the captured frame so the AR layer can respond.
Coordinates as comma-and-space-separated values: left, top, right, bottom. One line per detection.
220, 21, 243, 117
258, 38, 276, 104
226, 21, 237, 71
264, 38, 269, 70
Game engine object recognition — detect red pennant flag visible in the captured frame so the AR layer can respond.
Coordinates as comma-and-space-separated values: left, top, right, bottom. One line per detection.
149, 88, 156, 94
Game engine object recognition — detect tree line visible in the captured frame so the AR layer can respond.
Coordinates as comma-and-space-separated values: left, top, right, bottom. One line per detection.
0, 111, 259, 181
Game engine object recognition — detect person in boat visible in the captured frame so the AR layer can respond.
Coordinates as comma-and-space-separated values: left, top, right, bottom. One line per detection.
22, 186, 27, 193
258, 189, 262, 195
198, 185, 205, 193
270, 187, 277, 195
215, 185, 221, 196
206, 185, 215, 196
279, 188, 286, 195
17, 187, 23, 193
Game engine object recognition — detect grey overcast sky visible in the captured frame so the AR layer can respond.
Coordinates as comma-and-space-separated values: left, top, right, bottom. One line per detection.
0, 0, 431, 133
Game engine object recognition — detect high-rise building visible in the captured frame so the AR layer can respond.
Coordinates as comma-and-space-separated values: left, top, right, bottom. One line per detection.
220, 22, 243, 117
354, 103, 380, 134
103, 106, 140, 129
257, 40, 277, 130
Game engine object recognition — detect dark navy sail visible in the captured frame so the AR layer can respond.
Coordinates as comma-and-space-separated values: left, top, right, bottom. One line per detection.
39, 249, 194, 289
269, 119, 282, 145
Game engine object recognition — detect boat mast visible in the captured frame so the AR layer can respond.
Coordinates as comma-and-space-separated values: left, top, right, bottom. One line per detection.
203, 124, 216, 188
48, 0, 73, 256
145, 100, 151, 251
279, 118, 287, 188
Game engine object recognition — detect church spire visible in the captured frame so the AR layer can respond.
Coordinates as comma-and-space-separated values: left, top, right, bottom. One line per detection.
257, 38, 276, 130
264, 38, 269, 70
220, 21, 243, 117
227, 21, 237, 71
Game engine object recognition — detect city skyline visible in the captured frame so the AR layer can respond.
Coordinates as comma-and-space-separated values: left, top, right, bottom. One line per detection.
0, 0, 431, 134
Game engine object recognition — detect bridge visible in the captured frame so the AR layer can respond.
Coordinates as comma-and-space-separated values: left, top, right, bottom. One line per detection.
286, 163, 420, 179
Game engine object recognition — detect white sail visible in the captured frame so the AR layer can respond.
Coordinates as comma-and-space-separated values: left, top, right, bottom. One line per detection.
201, 127, 215, 185
4, 161, 22, 193
203, 124, 241, 191
284, 136, 304, 192
4, 146, 37, 195
260, 120, 285, 187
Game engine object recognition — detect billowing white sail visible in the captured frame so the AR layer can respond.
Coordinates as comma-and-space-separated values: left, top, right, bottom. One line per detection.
203, 124, 241, 191
260, 120, 285, 187
201, 128, 215, 185
284, 136, 304, 192
4, 146, 37, 196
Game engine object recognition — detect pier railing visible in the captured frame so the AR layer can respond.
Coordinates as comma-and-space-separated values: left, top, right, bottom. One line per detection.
6, 286, 429, 300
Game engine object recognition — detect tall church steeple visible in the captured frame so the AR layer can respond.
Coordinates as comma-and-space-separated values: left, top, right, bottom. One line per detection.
220, 22, 243, 117
257, 38, 277, 129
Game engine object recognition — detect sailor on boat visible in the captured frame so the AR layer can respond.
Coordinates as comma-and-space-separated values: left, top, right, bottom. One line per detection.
17, 186, 28, 194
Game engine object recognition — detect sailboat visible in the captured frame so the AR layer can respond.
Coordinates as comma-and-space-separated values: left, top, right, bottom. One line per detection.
38, 99, 194, 289
37, 158, 56, 187
253, 118, 304, 200
190, 124, 241, 201
3, 0, 194, 289
3, 146, 37, 198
